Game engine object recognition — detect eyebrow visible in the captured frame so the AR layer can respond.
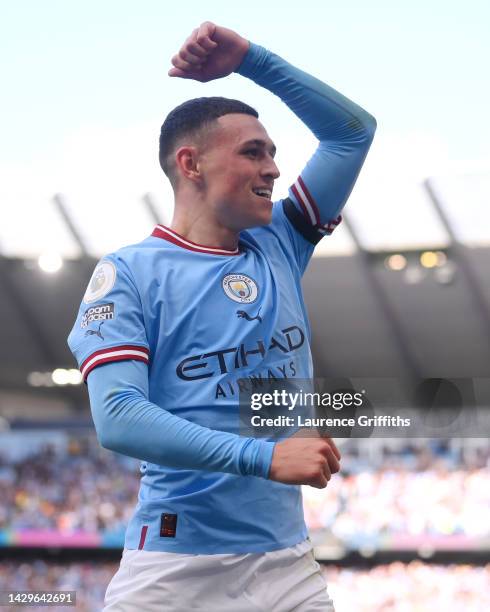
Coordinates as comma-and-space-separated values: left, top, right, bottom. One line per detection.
241, 139, 277, 157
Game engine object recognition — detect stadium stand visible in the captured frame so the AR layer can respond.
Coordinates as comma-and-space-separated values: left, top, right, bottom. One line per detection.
1, 433, 488, 549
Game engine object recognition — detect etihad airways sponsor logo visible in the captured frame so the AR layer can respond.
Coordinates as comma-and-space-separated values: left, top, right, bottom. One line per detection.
176, 325, 305, 381
81, 302, 115, 329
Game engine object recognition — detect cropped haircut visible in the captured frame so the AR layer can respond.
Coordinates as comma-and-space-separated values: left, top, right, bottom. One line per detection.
159, 97, 258, 184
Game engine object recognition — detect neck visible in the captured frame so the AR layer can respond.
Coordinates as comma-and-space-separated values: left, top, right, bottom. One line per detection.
170, 192, 239, 251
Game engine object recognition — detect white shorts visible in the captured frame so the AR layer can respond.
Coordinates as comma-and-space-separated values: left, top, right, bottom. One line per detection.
103, 539, 334, 611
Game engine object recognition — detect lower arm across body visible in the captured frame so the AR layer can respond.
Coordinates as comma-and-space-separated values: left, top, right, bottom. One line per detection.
87, 359, 274, 479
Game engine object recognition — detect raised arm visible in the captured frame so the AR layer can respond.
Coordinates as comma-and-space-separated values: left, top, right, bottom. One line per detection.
169, 21, 377, 241
237, 44, 376, 240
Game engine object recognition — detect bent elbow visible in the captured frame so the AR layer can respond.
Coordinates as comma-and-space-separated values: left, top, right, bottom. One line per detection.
347, 113, 377, 147
91, 386, 143, 455
93, 417, 118, 452
90, 396, 122, 453
363, 113, 377, 142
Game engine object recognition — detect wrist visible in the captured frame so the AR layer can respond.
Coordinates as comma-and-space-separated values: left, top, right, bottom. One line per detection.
234, 42, 269, 77
237, 36, 250, 64
239, 438, 276, 478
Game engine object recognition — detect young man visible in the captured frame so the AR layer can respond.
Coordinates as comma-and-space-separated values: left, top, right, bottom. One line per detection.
68, 22, 376, 611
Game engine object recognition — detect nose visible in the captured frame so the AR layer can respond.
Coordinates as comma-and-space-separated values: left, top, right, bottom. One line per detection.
261, 156, 280, 180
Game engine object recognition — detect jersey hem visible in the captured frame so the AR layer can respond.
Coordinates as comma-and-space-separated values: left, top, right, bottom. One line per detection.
124, 529, 309, 555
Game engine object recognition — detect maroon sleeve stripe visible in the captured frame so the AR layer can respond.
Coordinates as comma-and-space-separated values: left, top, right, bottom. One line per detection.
80, 345, 150, 380
297, 176, 321, 225
290, 183, 312, 223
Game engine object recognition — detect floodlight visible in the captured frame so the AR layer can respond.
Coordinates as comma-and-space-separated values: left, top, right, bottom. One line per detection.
38, 253, 63, 273
52, 368, 70, 385
385, 254, 407, 271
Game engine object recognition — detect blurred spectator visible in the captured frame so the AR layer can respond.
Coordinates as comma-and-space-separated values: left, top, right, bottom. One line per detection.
303, 442, 490, 539
0, 437, 138, 533
324, 561, 490, 611
0, 560, 114, 611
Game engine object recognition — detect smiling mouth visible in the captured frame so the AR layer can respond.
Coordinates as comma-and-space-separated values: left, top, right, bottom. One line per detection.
252, 188, 273, 199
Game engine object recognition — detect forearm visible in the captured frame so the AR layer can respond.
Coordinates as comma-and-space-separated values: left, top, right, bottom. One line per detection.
237, 43, 376, 142
87, 360, 274, 478
237, 44, 377, 225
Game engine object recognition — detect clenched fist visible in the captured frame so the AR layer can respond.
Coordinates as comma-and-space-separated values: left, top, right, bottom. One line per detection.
269, 436, 341, 489
168, 21, 250, 83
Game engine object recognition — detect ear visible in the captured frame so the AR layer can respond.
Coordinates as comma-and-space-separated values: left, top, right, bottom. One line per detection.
174, 146, 202, 183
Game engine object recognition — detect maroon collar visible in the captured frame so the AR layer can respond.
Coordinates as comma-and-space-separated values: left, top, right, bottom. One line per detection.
151, 225, 240, 256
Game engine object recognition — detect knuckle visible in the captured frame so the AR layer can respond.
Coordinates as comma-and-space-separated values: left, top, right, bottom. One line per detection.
316, 440, 329, 453
313, 458, 324, 470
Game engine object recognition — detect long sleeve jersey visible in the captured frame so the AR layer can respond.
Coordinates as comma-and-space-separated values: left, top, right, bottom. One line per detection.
68, 42, 376, 553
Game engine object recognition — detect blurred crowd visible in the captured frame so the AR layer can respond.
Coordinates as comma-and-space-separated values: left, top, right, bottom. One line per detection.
0, 435, 489, 539
303, 441, 490, 539
0, 438, 138, 533
0, 560, 113, 611
324, 561, 490, 611
0, 560, 488, 611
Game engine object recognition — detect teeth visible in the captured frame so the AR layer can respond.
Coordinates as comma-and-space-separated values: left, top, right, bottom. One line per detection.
253, 189, 272, 198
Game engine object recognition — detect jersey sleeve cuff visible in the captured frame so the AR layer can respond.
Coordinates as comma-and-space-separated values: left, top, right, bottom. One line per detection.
239, 438, 276, 479
80, 345, 150, 381
235, 42, 270, 79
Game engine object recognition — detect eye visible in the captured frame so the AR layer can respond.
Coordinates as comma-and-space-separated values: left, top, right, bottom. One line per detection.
244, 148, 259, 158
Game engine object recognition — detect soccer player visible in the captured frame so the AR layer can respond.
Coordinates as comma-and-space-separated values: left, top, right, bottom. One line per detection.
68, 22, 376, 611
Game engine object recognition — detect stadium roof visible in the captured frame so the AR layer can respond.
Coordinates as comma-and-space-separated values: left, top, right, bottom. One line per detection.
1, 171, 489, 260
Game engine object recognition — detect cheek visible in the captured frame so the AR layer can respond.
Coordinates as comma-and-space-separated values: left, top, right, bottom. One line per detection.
223, 171, 250, 193
215, 160, 253, 192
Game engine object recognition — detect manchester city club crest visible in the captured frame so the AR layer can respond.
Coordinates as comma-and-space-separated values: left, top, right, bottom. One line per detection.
222, 273, 258, 304
83, 260, 117, 304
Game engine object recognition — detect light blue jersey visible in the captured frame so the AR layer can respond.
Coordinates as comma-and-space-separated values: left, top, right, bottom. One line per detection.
68, 42, 376, 553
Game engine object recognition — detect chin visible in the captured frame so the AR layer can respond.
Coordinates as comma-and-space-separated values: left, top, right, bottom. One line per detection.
262, 209, 273, 225
239, 213, 271, 231
253, 212, 272, 228
232, 198, 273, 230
253, 204, 273, 226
